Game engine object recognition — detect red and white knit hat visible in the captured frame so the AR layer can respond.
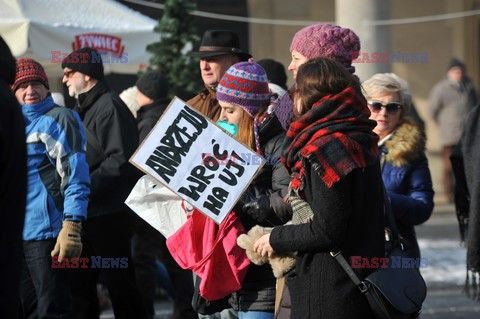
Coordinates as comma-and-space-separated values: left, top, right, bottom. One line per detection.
12, 58, 49, 92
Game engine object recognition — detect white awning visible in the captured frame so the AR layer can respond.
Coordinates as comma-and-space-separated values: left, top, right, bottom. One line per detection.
0, 0, 159, 74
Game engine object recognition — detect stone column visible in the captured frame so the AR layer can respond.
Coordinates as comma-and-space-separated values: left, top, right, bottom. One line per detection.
335, 0, 390, 81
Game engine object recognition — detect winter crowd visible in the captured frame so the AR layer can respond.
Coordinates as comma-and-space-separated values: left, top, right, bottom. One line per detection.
1, 20, 479, 319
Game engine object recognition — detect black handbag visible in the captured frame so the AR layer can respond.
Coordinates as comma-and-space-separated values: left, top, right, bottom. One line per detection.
331, 186, 427, 319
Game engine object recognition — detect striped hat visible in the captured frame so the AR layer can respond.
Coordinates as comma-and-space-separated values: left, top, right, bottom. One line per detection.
12, 58, 49, 92
217, 60, 270, 118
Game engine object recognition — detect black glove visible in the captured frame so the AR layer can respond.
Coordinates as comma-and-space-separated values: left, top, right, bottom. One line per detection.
242, 195, 274, 223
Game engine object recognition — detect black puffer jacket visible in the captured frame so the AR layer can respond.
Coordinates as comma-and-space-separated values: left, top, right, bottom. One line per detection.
229, 113, 291, 313
75, 80, 139, 217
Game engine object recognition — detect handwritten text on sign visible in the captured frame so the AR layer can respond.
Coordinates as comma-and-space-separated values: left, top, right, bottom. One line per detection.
130, 98, 264, 224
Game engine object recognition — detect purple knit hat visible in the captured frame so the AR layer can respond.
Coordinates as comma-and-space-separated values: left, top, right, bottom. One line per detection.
217, 60, 270, 118
290, 23, 360, 74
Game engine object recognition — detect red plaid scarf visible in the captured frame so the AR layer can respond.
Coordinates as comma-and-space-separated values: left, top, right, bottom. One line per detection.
281, 86, 379, 190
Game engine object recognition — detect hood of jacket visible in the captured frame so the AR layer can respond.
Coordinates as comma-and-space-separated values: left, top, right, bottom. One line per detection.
383, 117, 426, 167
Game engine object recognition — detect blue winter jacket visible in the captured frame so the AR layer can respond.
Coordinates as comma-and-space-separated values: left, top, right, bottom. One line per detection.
380, 118, 434, 258
22, 95, 90, 241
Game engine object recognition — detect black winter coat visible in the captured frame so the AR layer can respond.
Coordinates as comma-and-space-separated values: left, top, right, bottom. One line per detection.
270, 161, 385, 319
230, 114, 291, 313
0, 36, 27, 319
75, 80, 139, 217
136, 98, 170, 142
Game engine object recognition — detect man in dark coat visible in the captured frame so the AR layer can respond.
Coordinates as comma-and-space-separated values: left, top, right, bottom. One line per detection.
0, 35, 27, 319
61, 46, 147, 319
133, 70, 197, 319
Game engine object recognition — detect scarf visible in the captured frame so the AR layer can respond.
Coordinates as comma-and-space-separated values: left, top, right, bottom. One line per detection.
458, 105, 480, 300
281, 85, 379, 190
21, 95, 55, 123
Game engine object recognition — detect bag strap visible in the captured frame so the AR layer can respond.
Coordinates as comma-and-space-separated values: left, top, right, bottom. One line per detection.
382, 184, 401, 249
83, 125, 107, 161
330, 250, 368, 293
330, 183, 401, 293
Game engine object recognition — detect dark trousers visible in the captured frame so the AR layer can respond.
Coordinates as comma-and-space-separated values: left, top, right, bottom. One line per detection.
70, 212, 148, 319
20, 239, 72, 319
133, 216, 196, 319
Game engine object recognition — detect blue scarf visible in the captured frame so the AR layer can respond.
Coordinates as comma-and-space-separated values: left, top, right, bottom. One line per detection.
21, 95, 55, 124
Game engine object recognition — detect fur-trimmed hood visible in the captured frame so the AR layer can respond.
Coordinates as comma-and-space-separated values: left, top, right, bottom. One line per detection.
383, 117, 426, 167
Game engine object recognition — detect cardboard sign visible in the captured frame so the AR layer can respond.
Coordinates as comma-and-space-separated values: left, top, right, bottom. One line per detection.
130, 97, 265, 224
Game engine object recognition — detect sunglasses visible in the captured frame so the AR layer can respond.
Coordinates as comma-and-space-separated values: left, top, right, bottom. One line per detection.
367, 101, 402, 114
63, 70, 76, 78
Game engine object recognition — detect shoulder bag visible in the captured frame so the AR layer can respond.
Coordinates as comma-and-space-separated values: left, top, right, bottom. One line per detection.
330, 185, 427, 319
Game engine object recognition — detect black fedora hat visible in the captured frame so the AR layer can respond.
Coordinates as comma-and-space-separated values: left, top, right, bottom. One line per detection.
190, 30, 252, 59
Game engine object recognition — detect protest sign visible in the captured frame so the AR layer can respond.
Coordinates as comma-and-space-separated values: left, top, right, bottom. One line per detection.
130, 97, 265, 224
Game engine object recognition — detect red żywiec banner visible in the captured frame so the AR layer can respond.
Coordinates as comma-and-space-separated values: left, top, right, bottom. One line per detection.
72, 33, 125, 58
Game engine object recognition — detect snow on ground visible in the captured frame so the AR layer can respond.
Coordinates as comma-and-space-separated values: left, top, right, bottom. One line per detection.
419, 238, 466, 286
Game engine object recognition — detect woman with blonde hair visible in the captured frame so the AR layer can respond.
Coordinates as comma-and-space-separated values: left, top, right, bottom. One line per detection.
362, 73, 434, 258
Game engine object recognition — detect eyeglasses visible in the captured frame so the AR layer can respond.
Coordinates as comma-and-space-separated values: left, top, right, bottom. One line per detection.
63, 70, 76, 78
367, 101, 402, 115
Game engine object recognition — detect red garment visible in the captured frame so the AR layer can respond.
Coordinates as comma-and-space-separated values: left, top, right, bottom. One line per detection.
166, 209, 250, 301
